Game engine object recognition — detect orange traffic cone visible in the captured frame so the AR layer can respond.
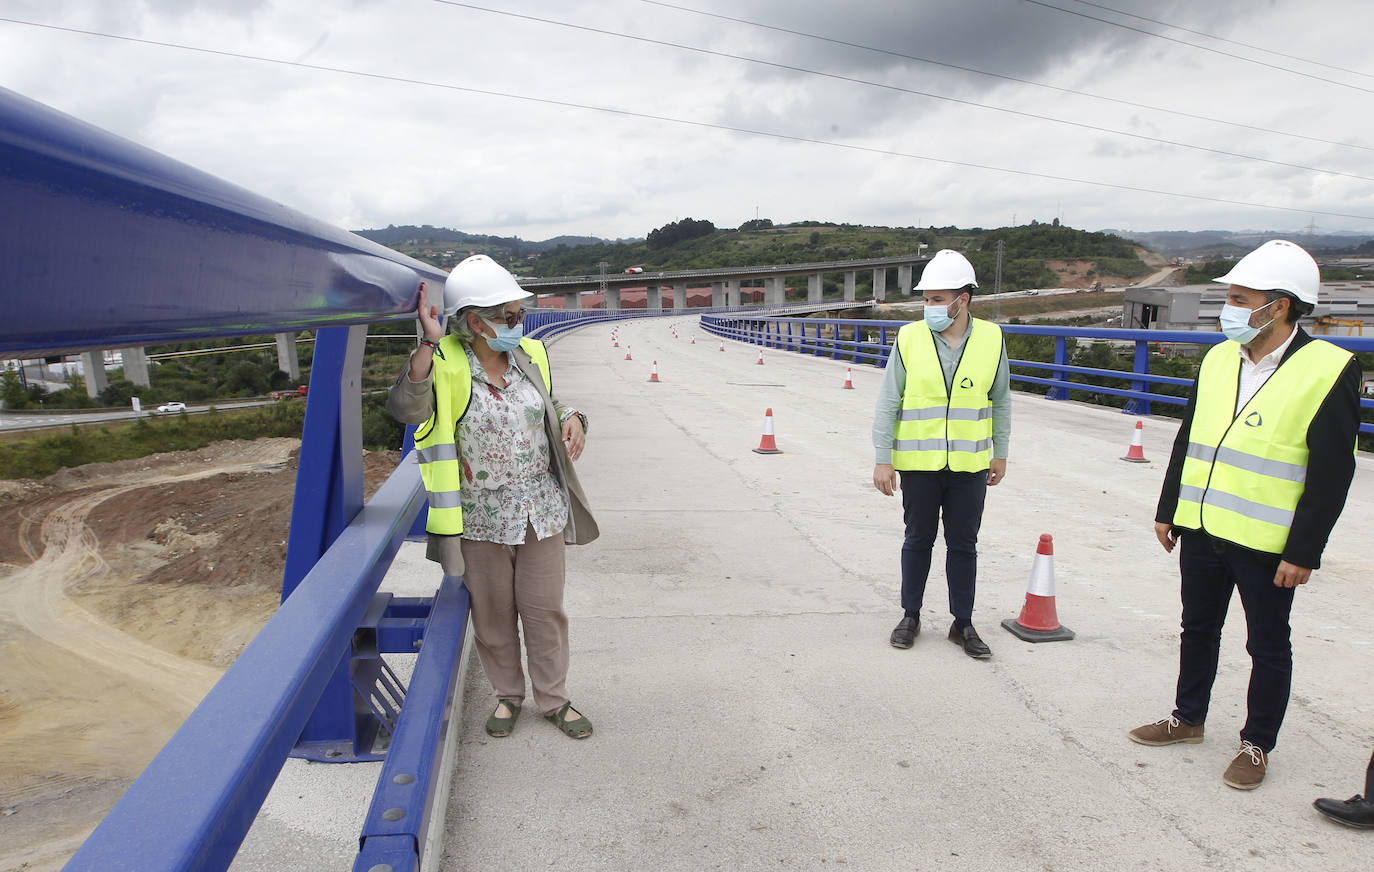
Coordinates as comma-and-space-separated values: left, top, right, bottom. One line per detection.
1121, 420, 1148, 463
842, 368, 854, 390
691, 337, 696, 345
648, 361, 660, 383
624, 347, 632, 361
719, 341, 725, 352
756, 349, 765, 365
613, 339, 619, 347
752, 408, 783, 455
1002, 534, 1074, 643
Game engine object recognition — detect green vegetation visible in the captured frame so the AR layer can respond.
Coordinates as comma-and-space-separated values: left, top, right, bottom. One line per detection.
509, 219, 1153, 295
1185, 258, 1364, 284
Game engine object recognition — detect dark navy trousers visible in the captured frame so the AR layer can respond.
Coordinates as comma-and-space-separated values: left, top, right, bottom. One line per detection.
898, 469, 988, 623
1172, 531, 1296, 753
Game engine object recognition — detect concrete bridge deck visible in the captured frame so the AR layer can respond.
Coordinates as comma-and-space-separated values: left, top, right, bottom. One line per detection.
235, 317, 1373, 872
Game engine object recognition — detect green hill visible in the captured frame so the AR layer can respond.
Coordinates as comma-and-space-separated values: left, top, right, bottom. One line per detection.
368, 219, 1154, 294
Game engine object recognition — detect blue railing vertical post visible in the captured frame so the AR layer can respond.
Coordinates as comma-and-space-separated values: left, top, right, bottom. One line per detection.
1048, 336, 1070, 400
402, 423, 429, 540
280, 324, 380, 761
1124, 339, 1151, 415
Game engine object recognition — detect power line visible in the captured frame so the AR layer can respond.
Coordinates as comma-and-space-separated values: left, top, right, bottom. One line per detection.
432, 1, 1374, 183
638, 0, 1371, 153
1, 16, 1371, 222
1024, 0, 1374, 94
1068, 0, 1374, 82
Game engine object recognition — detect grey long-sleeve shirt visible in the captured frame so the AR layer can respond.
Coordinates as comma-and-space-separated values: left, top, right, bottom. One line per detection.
871, 322, 1012, 464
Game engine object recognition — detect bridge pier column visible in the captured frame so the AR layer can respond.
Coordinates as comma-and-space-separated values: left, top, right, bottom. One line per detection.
711, 281, 725, 307
82, 350, 108, 397
872, 268, 888, 302
605, 288, 621, 310
808, 273, 823, 303
727, 280, 741, 308
765, 276, 785, 305
122, 346, 150, 387
844, 271, 856, 301
276, 332, 301, 381
646, 285, 662, 310
564, 291, 581, 309
674, 282, 687, 309
898, 264, 913, 295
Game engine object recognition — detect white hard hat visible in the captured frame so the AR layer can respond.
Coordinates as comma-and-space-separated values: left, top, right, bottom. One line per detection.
1213, 239, 1319, 307
442, 254, 532, 316
914, 249, 978, 292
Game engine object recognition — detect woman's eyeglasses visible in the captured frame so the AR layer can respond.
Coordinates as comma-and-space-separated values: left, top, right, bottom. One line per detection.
496, 308, 527, 328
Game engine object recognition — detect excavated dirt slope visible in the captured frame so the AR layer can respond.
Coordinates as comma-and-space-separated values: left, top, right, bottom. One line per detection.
0, 439, 399, 871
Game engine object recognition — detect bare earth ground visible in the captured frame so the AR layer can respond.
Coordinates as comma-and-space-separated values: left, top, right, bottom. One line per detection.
0, 439, 399, 871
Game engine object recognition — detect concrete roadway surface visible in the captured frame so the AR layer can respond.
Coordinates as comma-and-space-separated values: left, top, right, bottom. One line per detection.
234, 317, 1372, 872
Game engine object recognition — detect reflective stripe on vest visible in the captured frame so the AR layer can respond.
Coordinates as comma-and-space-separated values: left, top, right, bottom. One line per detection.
891, 319, 1002, 472
413, 336, 553, 535
1173, 337, 1351, 554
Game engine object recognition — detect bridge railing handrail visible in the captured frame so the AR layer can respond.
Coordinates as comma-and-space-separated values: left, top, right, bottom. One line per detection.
700, 313, 1374, 432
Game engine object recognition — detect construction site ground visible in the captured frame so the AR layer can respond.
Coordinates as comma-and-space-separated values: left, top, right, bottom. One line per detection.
0, 441, 398, 871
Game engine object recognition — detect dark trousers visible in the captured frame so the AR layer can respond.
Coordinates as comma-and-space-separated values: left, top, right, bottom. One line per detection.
1366, 748, 1374, 796
1172, 532, 1296, 753
899, 469, 988, 623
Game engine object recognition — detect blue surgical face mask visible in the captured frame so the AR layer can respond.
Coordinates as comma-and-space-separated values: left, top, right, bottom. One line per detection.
924, 299, 960, 332
1218, 300, 1274, 345
480, 316, 524, 352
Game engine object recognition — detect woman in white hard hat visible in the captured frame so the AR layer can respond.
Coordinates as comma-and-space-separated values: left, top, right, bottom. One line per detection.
388, 254, 599, 740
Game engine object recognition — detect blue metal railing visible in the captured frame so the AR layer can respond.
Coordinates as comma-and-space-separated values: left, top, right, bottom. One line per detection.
700, 313, 1374, 434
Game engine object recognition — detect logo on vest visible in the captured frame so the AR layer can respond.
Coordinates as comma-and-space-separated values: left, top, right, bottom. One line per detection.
959, 377, 974, 389
1244, 411, 1263, 428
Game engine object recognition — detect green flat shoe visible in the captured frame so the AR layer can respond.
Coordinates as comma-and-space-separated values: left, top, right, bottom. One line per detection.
484, 699, 521, 737
545, 702, 593, 739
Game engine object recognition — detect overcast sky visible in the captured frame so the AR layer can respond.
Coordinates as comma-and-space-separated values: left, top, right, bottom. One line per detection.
2, 0, 1372, 241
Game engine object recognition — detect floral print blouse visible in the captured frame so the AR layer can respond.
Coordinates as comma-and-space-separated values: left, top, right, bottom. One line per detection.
456, 345, 569, 545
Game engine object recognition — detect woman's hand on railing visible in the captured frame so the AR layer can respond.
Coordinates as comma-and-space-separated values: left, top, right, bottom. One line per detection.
417, 282, 444, 342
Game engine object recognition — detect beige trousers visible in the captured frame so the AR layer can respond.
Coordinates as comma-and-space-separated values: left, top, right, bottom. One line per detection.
460, 524, 569, 715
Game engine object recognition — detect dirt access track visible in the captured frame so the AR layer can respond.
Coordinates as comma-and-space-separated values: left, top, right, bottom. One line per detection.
0, 439, 399, 871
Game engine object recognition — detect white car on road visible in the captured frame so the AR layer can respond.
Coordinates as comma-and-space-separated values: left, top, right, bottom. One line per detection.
155, 402, 186, 414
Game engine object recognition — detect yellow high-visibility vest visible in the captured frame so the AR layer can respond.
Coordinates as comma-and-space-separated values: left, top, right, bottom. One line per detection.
892, 319, 1002, 472
412, 336, 552, 535
1173, 337, 1352, 554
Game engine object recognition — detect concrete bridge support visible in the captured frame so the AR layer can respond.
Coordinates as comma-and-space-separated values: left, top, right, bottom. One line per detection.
646, 286, 663, 310
82, 350, 108, 397
564, 291, 581, 310
844, 271, 857, 302
872, 268, 888, 302
727, 280, 741, 308
276, 333, 301, 381
898, 264, 914, 295
765, 276, 786, 305
712, 282, 726, 307
605, 288, 621, 310
674, 283, 687, 309
122, 346, 150, 387
807, 273, 824, 303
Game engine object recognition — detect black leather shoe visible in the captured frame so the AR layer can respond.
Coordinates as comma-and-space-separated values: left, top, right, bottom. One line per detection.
1313, 794, 1374, 829
949, 622, 992, 659
890, 616, 919, 649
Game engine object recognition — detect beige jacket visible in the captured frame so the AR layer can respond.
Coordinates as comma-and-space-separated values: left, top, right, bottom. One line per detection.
387, 343, 599, 576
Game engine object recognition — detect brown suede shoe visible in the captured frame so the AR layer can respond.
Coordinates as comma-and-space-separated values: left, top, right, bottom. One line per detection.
1128, 715, 1205, 746
1223, 742, 1267, 790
